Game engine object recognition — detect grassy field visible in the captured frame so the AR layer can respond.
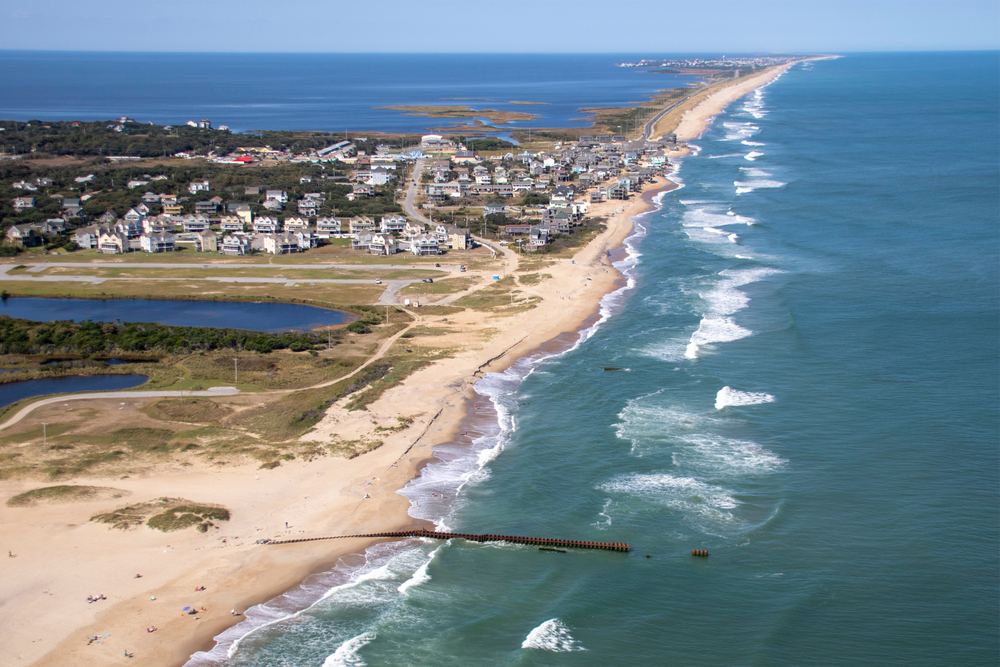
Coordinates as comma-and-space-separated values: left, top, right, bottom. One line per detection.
397, 276, 480, 296
0, 314, 442, 479
0, 278, 386, 309
451, 275, 540, 313
27, 266, 446, 281
8, 243, 493, 267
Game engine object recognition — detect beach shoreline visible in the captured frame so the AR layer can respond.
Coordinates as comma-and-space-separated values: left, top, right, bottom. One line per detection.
4, 65, 787, 667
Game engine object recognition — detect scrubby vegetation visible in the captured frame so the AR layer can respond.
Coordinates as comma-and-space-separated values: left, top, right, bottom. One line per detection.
91, 496, 229, 532
6, 484, 128, 507
0, 314, 359, 356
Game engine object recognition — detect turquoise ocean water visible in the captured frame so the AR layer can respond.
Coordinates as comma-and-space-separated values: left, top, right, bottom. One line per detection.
186, 53, 998, 666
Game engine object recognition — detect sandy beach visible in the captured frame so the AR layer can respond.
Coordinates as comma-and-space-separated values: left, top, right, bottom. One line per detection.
650, 57, 838, 144
2, 67, 790, 667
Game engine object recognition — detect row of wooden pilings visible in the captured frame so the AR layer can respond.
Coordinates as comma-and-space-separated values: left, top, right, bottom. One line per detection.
264, 528, 630, 553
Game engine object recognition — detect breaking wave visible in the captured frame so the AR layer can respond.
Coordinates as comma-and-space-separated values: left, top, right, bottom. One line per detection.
521, 619, 587, 652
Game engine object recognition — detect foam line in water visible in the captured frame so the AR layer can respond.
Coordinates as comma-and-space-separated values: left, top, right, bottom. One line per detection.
323, 632, 376, 667
521, 618, 587, 652
715, 386, 776, 410
735, 178, 786, 194
397, 544, 441, 594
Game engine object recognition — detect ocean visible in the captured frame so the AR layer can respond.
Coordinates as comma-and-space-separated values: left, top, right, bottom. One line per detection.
64, 51, 995, 665
0, 52, 698, 135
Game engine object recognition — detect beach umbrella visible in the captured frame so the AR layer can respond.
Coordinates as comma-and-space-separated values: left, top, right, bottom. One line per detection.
182, 606, 191, 611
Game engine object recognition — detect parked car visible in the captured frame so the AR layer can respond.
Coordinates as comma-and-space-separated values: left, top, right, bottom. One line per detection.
374, 279, 382, 284
422, 278, 433, 283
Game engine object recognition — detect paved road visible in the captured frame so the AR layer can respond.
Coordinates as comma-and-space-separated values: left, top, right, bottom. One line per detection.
402, 158, 432, 224
0, 386, 239, 431
642, 90, 700, 141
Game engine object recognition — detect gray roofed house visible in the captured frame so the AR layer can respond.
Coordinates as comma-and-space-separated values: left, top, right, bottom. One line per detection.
6, 224, 41, 246
140, 232, 177, 253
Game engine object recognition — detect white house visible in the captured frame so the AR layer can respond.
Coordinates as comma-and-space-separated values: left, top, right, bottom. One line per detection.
410, 234, 440, 256
140, 232, 177, 253
221, 234, 250, 256
253, 216, 279, 234
380, 214, 408, 233
265, 190, 288, 203
368, 233, 397, 256
187, 180, 210, 194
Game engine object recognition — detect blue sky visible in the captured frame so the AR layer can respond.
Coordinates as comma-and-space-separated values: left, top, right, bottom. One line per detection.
1, 0, 997, 52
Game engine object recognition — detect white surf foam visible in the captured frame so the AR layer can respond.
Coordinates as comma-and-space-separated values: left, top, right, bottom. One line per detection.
397, 544, 441, 594
741, 140, 765, 147
686, 318, 753, 358
715, 386, 776, 410
598, 473, 744, 530
739, 166, 771, 178
323, 632, 376, 667
685, 267, 783, 358
744, 151, 764, 161
728, 233, 739, 244
675, 434, 787, 475
722, 121, 760, 141
521, 619, 587, 652
593, 498, 613, 529
734, 179, 786, 195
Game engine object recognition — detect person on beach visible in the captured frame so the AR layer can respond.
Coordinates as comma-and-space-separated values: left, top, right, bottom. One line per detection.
231, 609, 240, 616
147, 626, 156, 633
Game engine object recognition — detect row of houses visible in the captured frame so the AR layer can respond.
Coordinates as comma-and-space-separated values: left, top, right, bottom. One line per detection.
423, 137, 672, 206
71, 224, 317, 257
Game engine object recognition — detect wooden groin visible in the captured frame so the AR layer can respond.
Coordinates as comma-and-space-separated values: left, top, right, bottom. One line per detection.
263, 528, 629, 552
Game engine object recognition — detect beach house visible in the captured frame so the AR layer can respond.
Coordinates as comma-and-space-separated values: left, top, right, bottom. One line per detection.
193, 230, 218, 253
140, 232, 177, 253
220, 234, 250, 256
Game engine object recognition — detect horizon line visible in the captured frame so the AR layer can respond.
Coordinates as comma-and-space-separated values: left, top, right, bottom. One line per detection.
0, 48, 995, 56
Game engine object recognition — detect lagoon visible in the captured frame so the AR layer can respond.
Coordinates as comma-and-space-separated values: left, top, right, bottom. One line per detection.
0, 298, 351, 332
0, 374, 149, 409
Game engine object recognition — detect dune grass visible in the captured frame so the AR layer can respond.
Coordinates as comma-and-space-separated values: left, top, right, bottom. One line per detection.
6, 484, 129, 507
91, 496, 230, 532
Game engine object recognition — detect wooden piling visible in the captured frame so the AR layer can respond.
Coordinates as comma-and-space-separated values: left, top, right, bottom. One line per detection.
265, 529, 630, 553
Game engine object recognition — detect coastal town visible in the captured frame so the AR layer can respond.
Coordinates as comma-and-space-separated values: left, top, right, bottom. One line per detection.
2, 121, 680, 261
